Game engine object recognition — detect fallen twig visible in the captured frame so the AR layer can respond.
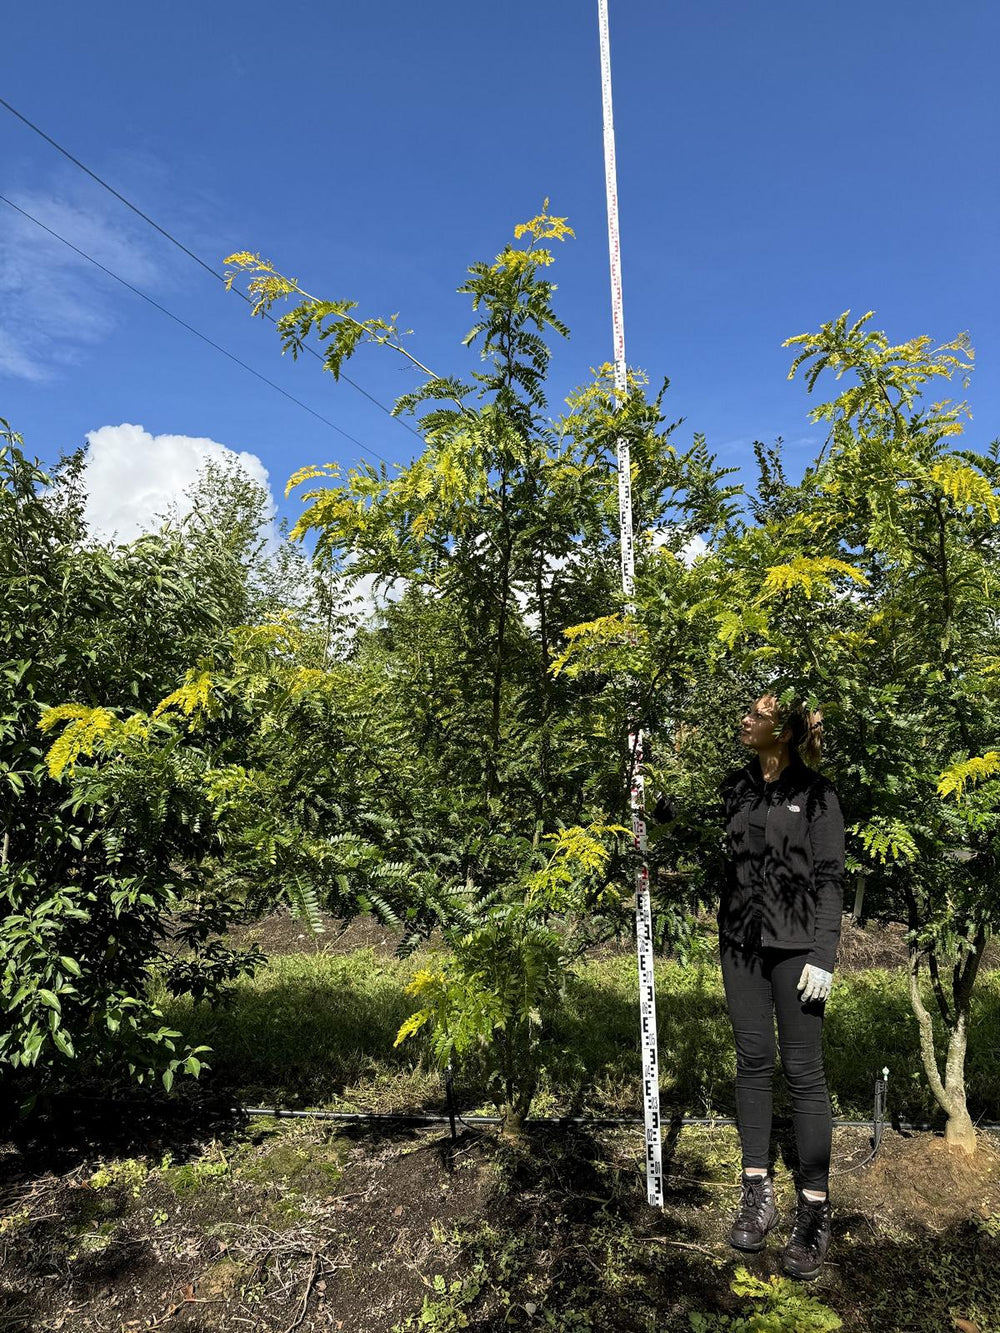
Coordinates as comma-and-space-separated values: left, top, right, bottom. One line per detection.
280, 1250, 319, 1333
637, 1237, 724, 1261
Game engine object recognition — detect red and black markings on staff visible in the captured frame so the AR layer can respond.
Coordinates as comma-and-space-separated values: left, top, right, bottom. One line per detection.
597, 0, 664, 1207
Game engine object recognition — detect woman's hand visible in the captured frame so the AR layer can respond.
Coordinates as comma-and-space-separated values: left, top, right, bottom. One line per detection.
797, 963, 833, 1004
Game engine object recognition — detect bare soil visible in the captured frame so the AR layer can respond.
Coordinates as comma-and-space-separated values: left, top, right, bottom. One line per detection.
2, 1098, 999, 1333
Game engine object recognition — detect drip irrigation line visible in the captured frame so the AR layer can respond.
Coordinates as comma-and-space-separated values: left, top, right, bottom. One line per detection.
0, 191, 390, 466
0, 94, 420, 441
58, 1091, 976, 1132
237, 1106, 1000, 1131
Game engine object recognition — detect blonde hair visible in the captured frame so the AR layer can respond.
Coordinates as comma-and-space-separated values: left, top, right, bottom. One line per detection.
766, 695, 824, 766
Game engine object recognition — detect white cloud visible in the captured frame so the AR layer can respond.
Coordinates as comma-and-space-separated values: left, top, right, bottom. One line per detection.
0, 185, 160, 380
651, 528, 709, 566
680, 533, 708, 565
347, 570, 407, 620
82, 422, 274, 544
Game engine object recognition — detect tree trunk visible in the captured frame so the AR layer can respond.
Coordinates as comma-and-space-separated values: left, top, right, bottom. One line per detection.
908, 947, 977, 1155
499, 1080, 537, 1142
941, 1011, 977, 1154
497, 1053, 535, 1143
500, 1100, 528, 1142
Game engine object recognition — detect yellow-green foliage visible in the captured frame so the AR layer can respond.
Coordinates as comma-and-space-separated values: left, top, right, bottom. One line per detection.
481, 201, 575, 276
524, 823, 628, 909
783, 310, 973, 433
850, 817, 919, 864
223, 251, 299, 315
761, 556, 868, 599
285, 437, 491, 556
152, 668, 217, 726
550, 614, 647, 679
89, 1158, 149, 1197
689, 1266, 842, 1331
715, 604, 770, 649
39, 705, 148, 778
927, 458, 1000, 522
512, 201, 575, 245
394, 966, 449, 1049
938, 751, 1000, 799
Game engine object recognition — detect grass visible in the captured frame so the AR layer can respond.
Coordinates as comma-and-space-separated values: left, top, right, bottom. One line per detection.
160, 948, 1000, 1124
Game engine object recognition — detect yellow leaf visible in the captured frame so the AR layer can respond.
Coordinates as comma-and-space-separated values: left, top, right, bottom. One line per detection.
937, 752, 1000, 799
762, 557, 868, 599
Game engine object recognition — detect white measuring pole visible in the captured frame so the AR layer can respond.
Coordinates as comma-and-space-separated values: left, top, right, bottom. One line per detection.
597, 0, 663, 1207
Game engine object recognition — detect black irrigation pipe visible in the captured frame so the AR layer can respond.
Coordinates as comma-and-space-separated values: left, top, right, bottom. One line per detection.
238, 1106, 1000, 1131
44, 1087, 1000, 1134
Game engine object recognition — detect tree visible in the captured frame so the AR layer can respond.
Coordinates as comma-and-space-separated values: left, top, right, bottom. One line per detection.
703, 315, 999, 1152
558, 314, 999, 1152
0, 426, 252, 1089
222, 213, 742, 1131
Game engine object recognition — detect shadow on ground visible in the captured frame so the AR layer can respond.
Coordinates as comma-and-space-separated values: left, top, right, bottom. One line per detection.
2, 1096, 1000, 1332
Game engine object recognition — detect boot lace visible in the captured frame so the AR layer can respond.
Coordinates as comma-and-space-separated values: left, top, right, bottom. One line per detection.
736, 1176, 768, 1228
788, 1197, 826, 1254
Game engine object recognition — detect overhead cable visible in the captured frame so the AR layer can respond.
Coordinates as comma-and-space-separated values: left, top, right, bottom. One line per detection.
0, 94, 420, 440
0, 192, 390, 465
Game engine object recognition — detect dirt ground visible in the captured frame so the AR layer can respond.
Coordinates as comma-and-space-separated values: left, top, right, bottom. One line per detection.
2, 1097, 999, 1333
227, 911, 1000, 976
4, 917, 997, 1331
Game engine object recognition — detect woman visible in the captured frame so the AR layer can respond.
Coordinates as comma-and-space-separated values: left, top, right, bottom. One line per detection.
719, 693, 844, 1280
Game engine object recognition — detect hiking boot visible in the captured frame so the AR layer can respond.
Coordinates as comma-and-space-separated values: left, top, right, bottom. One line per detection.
729, 1172, 778, 1252
781, 1191, 832, 1280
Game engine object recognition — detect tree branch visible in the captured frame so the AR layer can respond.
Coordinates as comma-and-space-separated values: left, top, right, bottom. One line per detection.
907, 947, 951, 1116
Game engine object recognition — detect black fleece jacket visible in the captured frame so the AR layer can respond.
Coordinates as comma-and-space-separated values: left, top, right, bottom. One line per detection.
718, 754, 845, 971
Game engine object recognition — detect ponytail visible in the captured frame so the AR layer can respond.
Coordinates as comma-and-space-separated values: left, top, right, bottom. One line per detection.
797, 708, 824, 766
766, 694, 825, 766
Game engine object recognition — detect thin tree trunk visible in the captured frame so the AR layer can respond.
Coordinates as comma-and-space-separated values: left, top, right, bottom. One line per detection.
499, 1081, 536, 1142
907, 946, 977, 1155
942, 1010, 976, 1154
486, 542, 511, 804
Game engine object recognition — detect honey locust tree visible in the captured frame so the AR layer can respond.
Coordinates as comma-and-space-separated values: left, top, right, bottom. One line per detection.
705, 315, 999, 1153
223, 212, 738, 1131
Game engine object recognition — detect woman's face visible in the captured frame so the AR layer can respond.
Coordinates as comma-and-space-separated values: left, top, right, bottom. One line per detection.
739, 695, 787, 750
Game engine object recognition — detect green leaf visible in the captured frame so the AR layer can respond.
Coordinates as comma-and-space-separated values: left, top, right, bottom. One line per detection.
52, 1027, 75, 1059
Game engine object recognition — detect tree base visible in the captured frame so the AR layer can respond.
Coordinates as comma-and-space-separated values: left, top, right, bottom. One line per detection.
944, 1115, 977, 1157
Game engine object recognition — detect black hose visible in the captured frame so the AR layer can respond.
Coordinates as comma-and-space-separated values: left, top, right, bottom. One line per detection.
239, 1106, 1000, 1130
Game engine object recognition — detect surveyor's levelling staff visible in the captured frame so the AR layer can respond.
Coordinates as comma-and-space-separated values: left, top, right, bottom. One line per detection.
658, 694, 844, 1280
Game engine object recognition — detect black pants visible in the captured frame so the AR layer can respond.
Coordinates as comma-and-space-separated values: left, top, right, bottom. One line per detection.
720, 941, 832, 1193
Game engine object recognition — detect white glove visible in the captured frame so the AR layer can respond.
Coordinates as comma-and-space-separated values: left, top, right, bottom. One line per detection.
797, 963, 833, 1004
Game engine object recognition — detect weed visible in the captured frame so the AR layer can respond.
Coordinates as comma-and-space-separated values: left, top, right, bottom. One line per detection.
162, 1148, 230, 1198
89, 1158, 148, 1197
398, 1275, 482, 1332
0, 1208, 30, 1235
689, 1267, 842, 1331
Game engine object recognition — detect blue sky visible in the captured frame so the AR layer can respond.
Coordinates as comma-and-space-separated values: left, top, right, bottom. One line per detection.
2, 0, 997, 535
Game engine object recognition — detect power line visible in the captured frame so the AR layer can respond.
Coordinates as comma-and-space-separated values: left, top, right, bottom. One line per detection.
0, 94, 421, 440
0, 191, 391, 466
